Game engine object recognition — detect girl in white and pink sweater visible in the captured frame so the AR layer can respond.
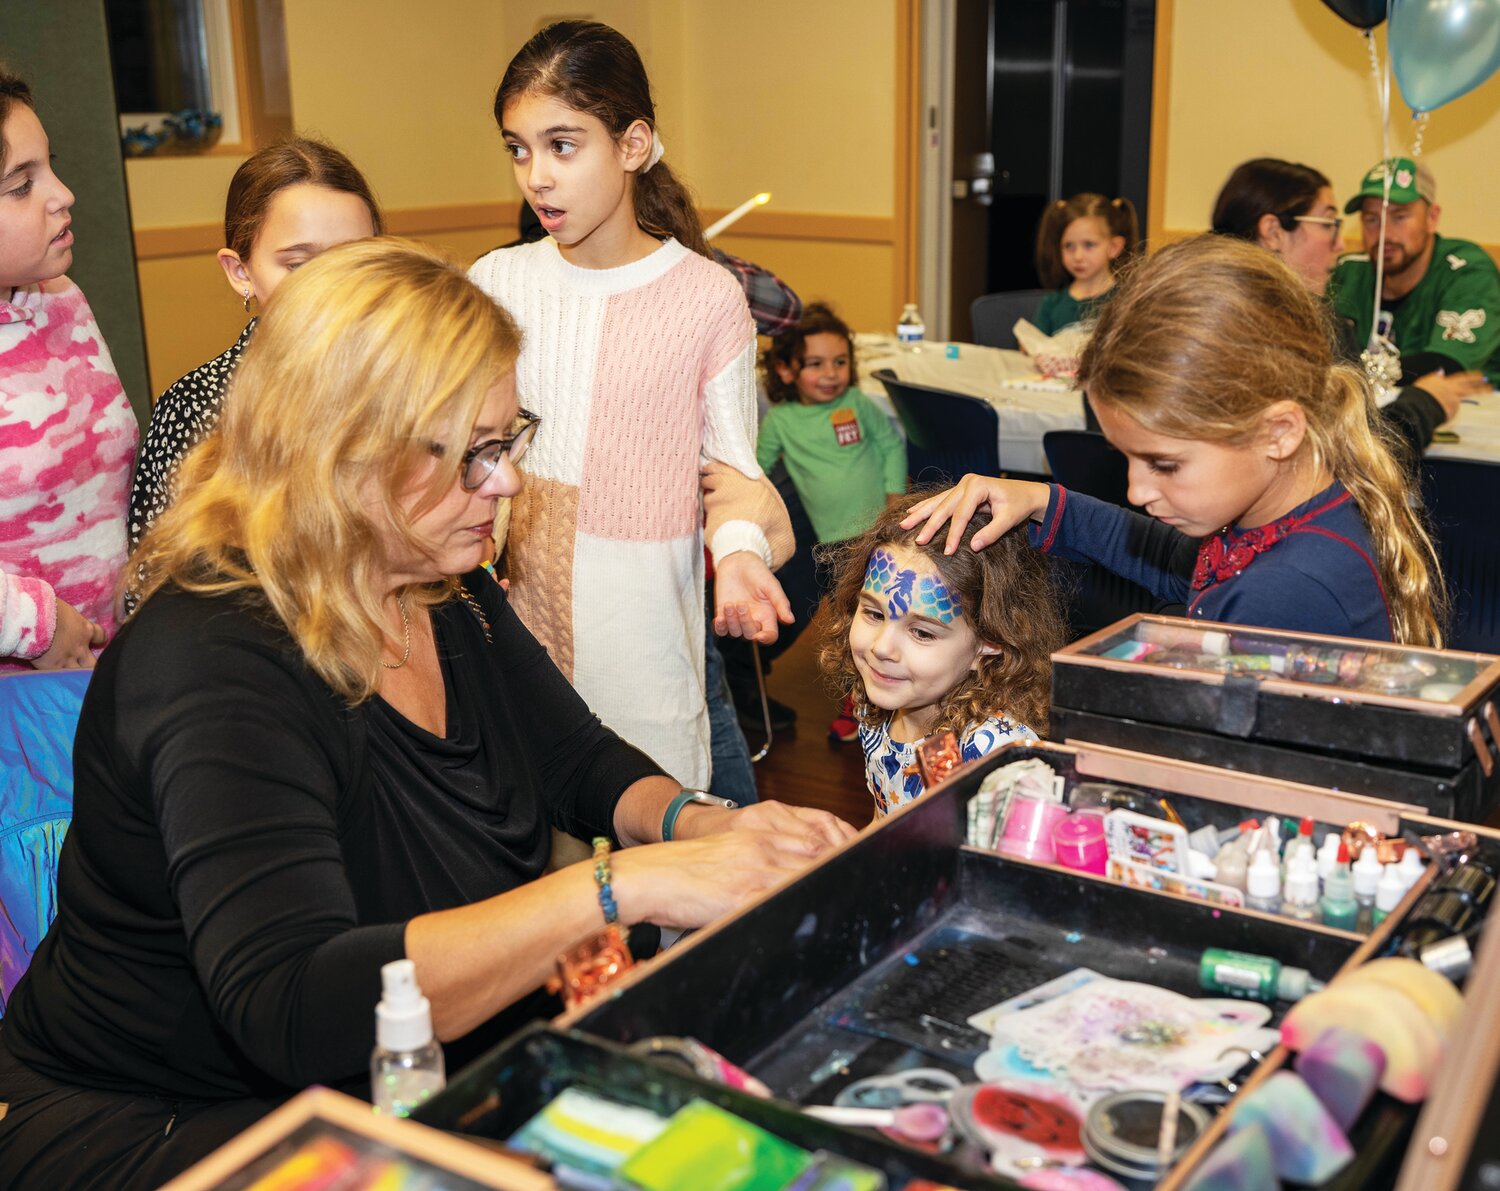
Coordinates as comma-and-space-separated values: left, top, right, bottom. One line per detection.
470, 21, 793, 790
0, 71, 136, 671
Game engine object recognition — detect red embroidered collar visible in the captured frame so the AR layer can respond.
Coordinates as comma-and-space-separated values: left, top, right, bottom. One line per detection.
1191, 490, 1350, 591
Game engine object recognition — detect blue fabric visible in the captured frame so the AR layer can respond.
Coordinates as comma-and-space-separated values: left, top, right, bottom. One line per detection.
1029, 481, 1393, 641
704, 606, 759, 804
0, 669, 88, 1015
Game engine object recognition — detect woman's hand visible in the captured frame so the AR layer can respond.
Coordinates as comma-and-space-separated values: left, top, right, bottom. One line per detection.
674, 799, 858, 853
899, 474, 1052, 555
611, 828, 842, 930
34, 598, 106, 670
713, 551, 794, 644
1412, 370, 1491, 423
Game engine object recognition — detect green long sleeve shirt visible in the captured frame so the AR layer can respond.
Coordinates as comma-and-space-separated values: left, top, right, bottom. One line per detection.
756, 387, 907, 544
1329, 235, 1500, 377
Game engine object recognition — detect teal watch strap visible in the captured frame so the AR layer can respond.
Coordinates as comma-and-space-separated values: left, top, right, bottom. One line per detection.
661, 789, 736, 841
661, 791, 699, 842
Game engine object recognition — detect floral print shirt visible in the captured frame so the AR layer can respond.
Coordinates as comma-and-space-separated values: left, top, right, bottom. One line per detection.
860, 714, 1038, 816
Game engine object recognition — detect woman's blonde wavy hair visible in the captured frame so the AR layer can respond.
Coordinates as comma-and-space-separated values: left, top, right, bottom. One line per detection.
819, 492, 1065, 738
1077, 235, 1445, 646
127, 236, 523, 702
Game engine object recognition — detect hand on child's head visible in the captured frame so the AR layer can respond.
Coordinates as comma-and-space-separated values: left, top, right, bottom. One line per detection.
900, 476, 1042, 555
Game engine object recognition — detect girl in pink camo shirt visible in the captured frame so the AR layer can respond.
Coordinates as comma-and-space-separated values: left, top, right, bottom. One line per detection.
0, 70, 136, 670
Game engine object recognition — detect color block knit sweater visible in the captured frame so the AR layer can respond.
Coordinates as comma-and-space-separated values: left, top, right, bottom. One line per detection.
0, 278, 136, 666
470, 237, 785, 787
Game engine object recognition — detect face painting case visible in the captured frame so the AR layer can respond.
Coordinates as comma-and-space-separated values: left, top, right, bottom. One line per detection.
420, 741, 1500, 1189
1050, 614, 1500, 821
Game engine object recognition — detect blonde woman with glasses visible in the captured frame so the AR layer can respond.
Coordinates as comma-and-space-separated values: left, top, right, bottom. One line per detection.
0, 238, 852, 1191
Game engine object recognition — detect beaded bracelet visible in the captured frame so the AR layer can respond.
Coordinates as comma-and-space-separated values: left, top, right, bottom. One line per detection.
592, 836, 627, 940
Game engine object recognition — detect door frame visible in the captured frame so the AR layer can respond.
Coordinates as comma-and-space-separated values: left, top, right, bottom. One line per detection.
910, 0, 1175, 341
914, 0, 957, 339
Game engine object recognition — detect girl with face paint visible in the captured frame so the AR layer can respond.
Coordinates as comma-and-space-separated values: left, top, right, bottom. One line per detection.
820, 493, 1066, 817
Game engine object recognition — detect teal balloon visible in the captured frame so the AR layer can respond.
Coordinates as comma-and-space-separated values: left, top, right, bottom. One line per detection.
1391, 0, 1500, 112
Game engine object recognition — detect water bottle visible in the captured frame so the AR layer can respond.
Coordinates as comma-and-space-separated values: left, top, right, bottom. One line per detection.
897, 303, 925, 351
371, 959, 445, 1117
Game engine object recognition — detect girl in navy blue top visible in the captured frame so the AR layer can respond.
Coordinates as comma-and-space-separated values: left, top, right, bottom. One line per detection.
904, 235, 1445, 646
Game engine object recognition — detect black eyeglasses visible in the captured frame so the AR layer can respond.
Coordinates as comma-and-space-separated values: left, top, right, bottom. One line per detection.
459, 409, 541, 490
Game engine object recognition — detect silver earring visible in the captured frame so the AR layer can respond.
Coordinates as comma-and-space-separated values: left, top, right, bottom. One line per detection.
242, 289, 253, 312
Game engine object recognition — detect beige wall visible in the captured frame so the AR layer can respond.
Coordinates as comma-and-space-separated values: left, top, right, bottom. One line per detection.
130, 1, 901, 393
1158, 0, 1500, 247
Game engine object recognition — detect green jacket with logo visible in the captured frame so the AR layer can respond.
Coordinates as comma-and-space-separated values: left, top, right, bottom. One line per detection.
1329, 234, 1500, 377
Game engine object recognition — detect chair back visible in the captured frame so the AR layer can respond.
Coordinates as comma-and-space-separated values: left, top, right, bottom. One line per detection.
0, 669, 89, 1014
873, 368, 999, 486
971, 290, 1049, 350
1421, 459, 1500, 651
1042, 430, 1159, 636
1043, 430, 1131, 507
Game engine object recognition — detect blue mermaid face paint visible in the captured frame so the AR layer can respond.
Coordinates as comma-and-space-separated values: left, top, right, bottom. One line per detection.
853, 543, 987, 736
862, 547, 963, 623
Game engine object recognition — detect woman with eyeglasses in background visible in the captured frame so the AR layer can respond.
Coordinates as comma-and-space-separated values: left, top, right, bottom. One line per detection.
1211, 157, 1489, 463
0, 239, 853, 1191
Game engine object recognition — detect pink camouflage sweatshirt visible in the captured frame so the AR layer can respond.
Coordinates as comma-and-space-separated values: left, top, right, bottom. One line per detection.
0, 277, 136, 666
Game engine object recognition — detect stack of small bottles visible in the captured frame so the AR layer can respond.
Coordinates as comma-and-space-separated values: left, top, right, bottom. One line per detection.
1205, 816, 1427, 931
966, 760, 1433, 930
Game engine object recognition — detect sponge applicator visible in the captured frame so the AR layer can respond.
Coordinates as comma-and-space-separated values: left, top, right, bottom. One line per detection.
1227, 1072, 1354, 1184
1294, 1025, 1387, 1131
1180, 1121, 1278, 1191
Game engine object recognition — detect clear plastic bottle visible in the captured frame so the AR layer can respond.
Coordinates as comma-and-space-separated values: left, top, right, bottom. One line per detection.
371, 959, 446, 1117
1281, 855, 1320, 922
896, 303, 925, 351
1245, 850, 1282, 914
1214, 837, 1250, 893
1372, 863, 1407, 927
1353, 848, 1382, 933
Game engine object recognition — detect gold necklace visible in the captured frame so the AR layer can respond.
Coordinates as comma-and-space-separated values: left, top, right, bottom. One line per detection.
380, 594, 411, 670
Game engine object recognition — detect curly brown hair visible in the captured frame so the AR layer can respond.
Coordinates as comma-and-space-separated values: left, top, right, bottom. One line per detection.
818, 491, 1064, 738
761, 302, 858, 404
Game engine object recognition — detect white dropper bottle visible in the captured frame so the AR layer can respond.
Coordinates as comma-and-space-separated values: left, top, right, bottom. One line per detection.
371, 959, 446, 1117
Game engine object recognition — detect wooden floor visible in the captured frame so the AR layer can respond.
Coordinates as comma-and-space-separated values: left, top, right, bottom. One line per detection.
740, 615, 876, 831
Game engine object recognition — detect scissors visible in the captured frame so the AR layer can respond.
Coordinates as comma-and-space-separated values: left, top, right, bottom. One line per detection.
834, 1067, 962, 1109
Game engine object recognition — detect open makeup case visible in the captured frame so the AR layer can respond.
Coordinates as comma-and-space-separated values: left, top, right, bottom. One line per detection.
413, 617, 1500, 1190
1050, 614, 1500, 822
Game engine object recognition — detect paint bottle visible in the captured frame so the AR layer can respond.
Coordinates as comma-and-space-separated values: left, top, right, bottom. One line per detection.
1294, 816, 1317, 865
1245, 850, 1282, 913
1214, 837, 1250, 892
1373, 863, 1407, 926
1320, 842, 1359, 931
1199, 947, 1322, 1002
1316, 832, 1342, 884
1353, 848, 1382, 932
1281, 854, 1320, 922
1396, 848, 1427, 893
371, 959, 445, 1117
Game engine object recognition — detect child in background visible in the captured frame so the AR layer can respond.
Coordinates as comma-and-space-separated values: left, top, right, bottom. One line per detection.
905, 236, 1445, 646
0, 69, 136, 670
756, 303, 906, 741
469, 21, 793, 792
1032, 193, 1139, 335
821, 497, 1064, 816
757, 304, 906, 574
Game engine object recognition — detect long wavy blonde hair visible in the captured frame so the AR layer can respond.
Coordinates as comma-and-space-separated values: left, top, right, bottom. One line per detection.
1077, 235, 1445, 646
128, 237, 523, 701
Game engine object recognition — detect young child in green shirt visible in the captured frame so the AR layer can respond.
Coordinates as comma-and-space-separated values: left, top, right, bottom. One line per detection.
1032, 193, 1139, 335
756, 303, 907, 739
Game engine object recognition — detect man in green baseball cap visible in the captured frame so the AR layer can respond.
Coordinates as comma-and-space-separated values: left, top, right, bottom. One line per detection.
1329, 157, 1499, 380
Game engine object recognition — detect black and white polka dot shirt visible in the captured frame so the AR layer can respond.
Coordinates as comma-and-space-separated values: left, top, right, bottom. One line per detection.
128, 320, 255, 550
